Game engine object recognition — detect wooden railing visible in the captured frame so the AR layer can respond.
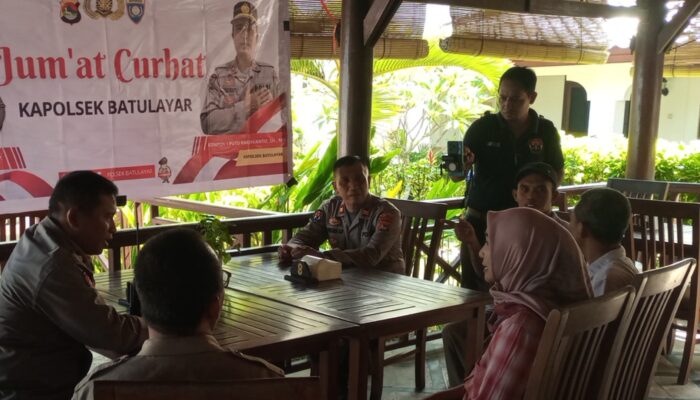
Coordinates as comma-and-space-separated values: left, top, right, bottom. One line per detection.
3, 181, 700, 279
1, 213, 312, 272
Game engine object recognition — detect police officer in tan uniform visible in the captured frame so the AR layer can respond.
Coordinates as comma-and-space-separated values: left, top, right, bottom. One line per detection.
200, 1, 280, 135
0, 171, 147, 400
279, 156, 405, 274
73, 229, 282, 400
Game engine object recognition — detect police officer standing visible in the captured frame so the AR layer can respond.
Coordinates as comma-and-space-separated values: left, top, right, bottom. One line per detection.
200, 1, 280, 135
455, 66, 565, 291
278, 156, 405, 275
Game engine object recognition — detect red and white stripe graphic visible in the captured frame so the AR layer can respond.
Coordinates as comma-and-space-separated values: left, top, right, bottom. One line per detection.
0, 171, 54, 200
174, 95, 289, 184
0, 147, 27, 170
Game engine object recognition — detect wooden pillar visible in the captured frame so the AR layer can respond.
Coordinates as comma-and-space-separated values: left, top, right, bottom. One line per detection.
626, 0, 665, 179
339, 0, 373, 160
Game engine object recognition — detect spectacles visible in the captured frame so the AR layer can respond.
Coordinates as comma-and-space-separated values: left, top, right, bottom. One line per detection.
222, 270, 232, 288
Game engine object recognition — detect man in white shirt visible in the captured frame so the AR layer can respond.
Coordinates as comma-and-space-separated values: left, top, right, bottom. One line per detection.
568, 187, 637, 296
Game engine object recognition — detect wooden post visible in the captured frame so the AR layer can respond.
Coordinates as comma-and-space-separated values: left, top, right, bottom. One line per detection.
626, 0, 665, 179
339, 0, 373, 160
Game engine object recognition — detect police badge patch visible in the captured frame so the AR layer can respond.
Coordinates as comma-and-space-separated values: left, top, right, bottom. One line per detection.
528, 138, 544, 154
126, 0, 144, 23
312, 210, 324, 223
60, 0, 82, 24
377, 212, 394, 231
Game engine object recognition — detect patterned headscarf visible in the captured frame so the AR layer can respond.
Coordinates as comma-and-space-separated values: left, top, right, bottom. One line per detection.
487, 207, 593, 319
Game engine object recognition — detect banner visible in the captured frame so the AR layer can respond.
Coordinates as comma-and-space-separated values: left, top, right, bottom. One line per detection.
0, 0, 292, 213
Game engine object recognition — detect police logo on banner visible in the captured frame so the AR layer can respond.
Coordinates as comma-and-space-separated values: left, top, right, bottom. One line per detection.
59, 0, 82, 24
84, 0, 125, 20
126, 0, 144, 23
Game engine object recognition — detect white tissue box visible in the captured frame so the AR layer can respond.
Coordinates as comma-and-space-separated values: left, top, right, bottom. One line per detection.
301, 255, 342, 281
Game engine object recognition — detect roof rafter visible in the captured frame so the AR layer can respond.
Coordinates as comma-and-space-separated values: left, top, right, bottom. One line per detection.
364, 0, 404, 47
657, 0, 700, 54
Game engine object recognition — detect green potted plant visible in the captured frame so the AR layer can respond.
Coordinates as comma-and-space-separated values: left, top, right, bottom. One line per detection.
198, 215, 238, 264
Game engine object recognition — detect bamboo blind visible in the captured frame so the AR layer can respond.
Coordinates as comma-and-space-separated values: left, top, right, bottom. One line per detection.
289, 0, 428, 59
442, 7, 610, 64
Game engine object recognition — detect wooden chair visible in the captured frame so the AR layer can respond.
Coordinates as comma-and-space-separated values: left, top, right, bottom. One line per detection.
368, 199, 448, 399
624, 198, 700, 384
93, 378, 322, 400
607, 178, 670, 200
524, 287, 636, 400
600, 258, 696, 400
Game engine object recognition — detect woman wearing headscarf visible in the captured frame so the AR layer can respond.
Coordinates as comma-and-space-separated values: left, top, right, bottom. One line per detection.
428, 207, 593, 400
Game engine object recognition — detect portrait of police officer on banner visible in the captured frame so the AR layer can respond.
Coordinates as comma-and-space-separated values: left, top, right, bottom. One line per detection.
200, 1, 280, 135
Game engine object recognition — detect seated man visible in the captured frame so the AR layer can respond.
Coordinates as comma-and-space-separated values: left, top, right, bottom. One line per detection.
442, 161, 565, 387
73, 228, 282, 400
0, 171, 146, 400
278, 155, 405, 274
568, 187, 637, 296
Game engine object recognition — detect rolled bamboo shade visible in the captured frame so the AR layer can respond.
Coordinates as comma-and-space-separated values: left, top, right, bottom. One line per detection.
291, 35, 429, 59
289, 0, 429, 59
443, 7, 610, 64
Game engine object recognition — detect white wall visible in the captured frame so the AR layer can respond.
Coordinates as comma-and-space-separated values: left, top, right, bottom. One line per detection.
533, 63, 700, 142
658, 77, 700, 141
534, 75, 566, 131
534, 63, 633, 138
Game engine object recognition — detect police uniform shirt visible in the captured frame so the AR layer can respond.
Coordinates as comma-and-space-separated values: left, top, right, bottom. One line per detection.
0, 217, 147, 400
200, 59, 279, 135
464, 109, 564, 213
289, 195, 405, 274
72, 335, 283, 400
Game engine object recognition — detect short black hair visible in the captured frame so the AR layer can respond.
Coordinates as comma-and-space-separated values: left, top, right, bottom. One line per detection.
48, 171, 118, 218
500, 66, 537, 93
134, 228, 222, 335
333, 155, 369, 174
574, 188, 631, 245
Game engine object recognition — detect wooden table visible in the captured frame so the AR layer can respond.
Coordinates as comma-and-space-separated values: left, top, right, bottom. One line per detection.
224, 253, 492, 400
94, 271, 360, 400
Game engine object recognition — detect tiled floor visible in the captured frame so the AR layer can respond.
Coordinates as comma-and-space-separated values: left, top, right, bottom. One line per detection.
93, 336, 700, 399
375, 338, 700, 400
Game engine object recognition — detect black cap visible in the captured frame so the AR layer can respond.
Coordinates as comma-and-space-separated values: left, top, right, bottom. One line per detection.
515, 162, 559, 188
231, 1, 257, 24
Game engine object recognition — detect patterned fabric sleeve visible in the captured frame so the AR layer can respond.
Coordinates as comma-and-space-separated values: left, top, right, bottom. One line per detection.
464, 307, 545, 400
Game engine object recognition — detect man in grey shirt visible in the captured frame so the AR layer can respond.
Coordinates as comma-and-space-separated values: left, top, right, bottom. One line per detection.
0, 171, 146, 400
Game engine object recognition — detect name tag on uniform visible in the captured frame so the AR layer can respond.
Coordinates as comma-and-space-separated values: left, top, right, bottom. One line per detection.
486, 141, 501, 148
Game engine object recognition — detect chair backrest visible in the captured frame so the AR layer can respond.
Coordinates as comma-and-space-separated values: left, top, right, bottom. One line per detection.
93, 378, 322, 400
387, 198, 447, 280
607, 178, 670, 200
623, 199, 700, 272
600, 258, 696, 400
524, 287, 636, 400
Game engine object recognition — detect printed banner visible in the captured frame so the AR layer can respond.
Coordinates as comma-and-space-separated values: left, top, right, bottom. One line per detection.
0, 0, 292, 213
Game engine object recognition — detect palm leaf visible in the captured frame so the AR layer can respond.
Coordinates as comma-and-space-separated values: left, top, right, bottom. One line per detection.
374, 41, 511, 85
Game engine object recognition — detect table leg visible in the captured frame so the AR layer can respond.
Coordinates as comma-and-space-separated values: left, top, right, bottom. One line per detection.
348, 336, 368, 400
319, 341, 340, 400
464, 305, 486, 370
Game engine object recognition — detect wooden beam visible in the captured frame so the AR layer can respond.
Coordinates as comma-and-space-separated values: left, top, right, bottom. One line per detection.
410, 0, 643, 19
626, 0, 665, 179
339, 0, 373, 160
364, 0, 403, 47
657, 0, 700, 54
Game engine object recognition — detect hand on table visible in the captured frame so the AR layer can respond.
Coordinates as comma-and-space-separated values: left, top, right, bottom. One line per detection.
290, 245, 324, 260
278, 244, 293, 262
